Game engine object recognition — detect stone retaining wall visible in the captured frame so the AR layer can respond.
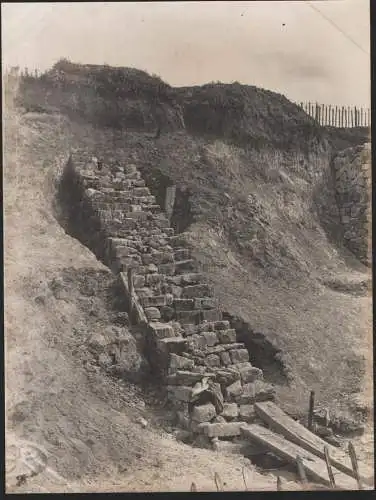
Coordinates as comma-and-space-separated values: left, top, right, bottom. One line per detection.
333, 143, 371, 266
62, 151, 275, 449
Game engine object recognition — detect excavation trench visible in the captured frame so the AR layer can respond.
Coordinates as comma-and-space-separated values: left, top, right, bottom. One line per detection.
52, 153, 324, 488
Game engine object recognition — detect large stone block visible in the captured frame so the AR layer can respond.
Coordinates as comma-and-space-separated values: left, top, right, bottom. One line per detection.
191, 403, 217, 423
148, 321, 176, 339
198, 422, 242, 438
166, 370, 216, 386
169, 353, 195, 372
220, 351, 232, 366
229, 348, 249, 364
141, 295, 167, 308
182, 284, 213, 298
225, 380, 243, 400
194, 298, 218, 310
204, 354, 221, 368
235, 381, 276, 404
174, 299, 195, 311
201, 309, 223, 322
221, 403, 239, 421
234, 363, 264, 383
213, 368, 240, 386
239, 404, 256, 423
145, 307, 161, 321
217, 329, 237, 344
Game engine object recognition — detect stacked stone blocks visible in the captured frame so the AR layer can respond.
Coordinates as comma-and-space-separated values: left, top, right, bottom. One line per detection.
67, 151, 275, 448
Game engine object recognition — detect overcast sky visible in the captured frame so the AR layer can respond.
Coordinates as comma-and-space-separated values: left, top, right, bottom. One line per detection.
2, 1, 371, 107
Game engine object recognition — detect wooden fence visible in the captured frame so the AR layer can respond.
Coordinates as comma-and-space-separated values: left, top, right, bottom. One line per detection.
297, 102, 371, 128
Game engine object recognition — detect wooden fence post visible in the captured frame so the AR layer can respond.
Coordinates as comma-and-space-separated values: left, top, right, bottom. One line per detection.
348, 442, 362, 490
324, 446, 336, 488
308, 391, 315, 431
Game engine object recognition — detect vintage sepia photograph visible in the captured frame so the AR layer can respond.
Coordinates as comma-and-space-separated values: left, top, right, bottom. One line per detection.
3, 0, 373, 493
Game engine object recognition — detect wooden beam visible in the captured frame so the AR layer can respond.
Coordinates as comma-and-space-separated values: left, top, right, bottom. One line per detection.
240, 424, 356, 489
348, 442, 363, 490
254, 401, 371, 484
324, 445, 336, 488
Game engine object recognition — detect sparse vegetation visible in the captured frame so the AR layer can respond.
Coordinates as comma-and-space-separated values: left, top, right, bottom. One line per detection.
5, 61, 372, 492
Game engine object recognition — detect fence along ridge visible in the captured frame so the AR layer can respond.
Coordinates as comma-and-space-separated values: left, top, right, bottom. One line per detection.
297, 101, 371, 128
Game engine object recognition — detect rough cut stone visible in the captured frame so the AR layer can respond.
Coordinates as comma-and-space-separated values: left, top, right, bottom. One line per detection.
201, 309, 222, 322
202, 331, 219, 347
205, 354, 221, 368
234, 363, 264, 383
182, 284, 213, 298
214, 368, 241, 386
194, 298, 217, 310
221, 403, 239, 421
169, 353, 194, 372
145, 307, 161, 320
225, 380, 243, 400
235, 381, 276, 404
160, 306, 175, 321
148, 321, 176, 339
230, 348, 249, 364
217, 329, 237, 344
239, 404, 256, 422
198, 422, 242, 438
141, 295, 167, 308
166, 370, 216, 386
191, 403, 217, 423
219, 351, 232, 366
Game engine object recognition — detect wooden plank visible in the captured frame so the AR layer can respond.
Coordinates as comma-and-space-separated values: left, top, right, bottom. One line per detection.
254, 401, 371, 484
240, 424, 356, 489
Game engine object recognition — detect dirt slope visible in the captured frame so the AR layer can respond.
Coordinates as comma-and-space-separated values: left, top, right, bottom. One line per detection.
5, 64, 373, 489
4, 93, 290, 492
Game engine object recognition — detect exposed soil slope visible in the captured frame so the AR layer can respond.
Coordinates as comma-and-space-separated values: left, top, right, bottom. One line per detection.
6, 63, 373, 489
5, 100, 287, 493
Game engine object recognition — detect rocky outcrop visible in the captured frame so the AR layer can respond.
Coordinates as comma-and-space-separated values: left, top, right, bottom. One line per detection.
61, 151, 275, 451
333, 143, 371, 266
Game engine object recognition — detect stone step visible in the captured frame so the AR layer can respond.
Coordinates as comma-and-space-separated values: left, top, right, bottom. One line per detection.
148, 321, 176, 340
197, 422, 243, 438
174, 248, 191, 261
166, 273, 204, 286
173, 298, 195, 311
158, 263, 176, 276
143, 251, 175, 266
174, 259, 198, 273
182, 284, 213, 298
168, 234, 188, 248
176, 310, 202, 325
144, 273, 164, 286
140, 295, 169, 308
178, 308, 223, 325
157, 337, 189, 355
96, 191, 156, 205
166, 370, 216, 386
